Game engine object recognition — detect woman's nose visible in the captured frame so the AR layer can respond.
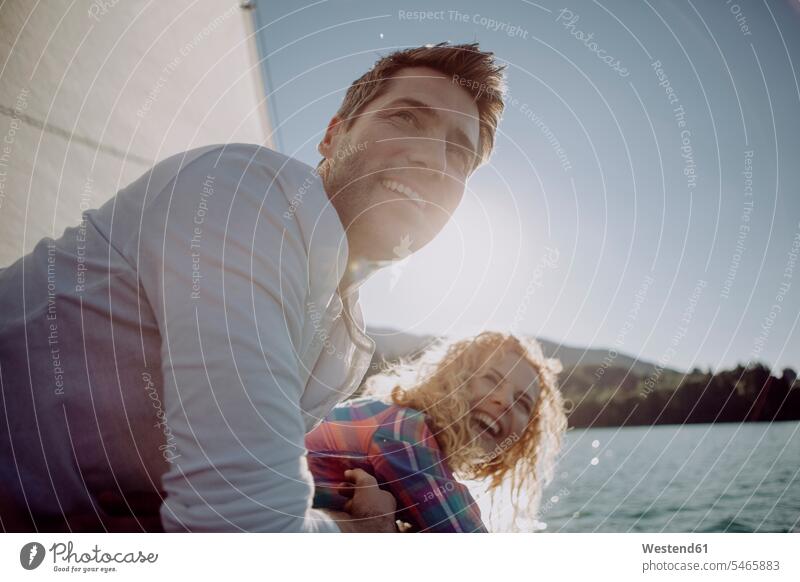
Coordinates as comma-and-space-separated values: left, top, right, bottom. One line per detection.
490, 384, 514, 408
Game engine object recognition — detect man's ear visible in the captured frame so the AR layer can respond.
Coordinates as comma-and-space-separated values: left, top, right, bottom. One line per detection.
318, 115, 344, 159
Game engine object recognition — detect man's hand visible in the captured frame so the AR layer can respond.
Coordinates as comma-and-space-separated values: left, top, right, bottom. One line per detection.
326, 468, 397, 532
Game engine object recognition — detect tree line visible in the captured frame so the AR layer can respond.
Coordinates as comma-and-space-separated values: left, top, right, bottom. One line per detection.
562, 363, 800, 428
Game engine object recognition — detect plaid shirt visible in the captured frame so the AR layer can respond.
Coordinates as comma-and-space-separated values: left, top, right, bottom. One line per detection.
305, 398, 487, 533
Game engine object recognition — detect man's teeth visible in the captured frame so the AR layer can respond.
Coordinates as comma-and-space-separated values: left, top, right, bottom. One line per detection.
381, 179, 424, 208
473, 412, 501, 437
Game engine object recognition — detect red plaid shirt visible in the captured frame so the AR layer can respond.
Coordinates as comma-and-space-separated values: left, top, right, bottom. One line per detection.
305, 398, 487, 533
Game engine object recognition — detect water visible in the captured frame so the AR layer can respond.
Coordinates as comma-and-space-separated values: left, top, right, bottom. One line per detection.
473, 421, 800, 532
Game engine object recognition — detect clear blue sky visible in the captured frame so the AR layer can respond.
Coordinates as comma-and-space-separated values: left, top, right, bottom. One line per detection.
252, 0, 800, 374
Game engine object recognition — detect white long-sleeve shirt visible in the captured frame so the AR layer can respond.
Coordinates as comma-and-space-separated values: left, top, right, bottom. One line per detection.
0, 144, 376, 532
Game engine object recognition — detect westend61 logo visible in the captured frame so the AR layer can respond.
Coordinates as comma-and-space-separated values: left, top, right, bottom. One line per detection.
19, 541, 158, 574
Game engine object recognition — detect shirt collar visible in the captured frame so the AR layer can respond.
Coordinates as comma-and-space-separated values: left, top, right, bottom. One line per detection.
337, 257, 386, 299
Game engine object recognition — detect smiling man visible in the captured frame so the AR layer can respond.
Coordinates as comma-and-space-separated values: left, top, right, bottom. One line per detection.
0, 42, 505, 532
318, 67, 488, 261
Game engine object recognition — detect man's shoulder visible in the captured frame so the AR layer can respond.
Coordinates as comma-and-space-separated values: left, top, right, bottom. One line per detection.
172, 143, 315, 185
222, 143, 314, 174
137, 143, 327, 228
189, 144, 328, 224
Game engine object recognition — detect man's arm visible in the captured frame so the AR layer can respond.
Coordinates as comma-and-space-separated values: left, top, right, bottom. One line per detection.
317, 469, 397, 532
133, 145, 339, 532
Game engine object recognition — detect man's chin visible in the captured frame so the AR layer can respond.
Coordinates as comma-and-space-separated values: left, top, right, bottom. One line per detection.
353, 221, 430, 261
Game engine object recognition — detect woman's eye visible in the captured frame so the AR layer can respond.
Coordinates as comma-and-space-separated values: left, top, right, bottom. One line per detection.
517, 395, 533, 414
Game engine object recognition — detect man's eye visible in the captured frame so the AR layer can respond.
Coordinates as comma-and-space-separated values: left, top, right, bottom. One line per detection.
394, 111, 417, 124
448, 147, 470, 170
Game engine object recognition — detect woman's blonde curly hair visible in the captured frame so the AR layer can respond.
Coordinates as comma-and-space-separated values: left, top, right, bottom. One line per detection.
364, 331, 567, 531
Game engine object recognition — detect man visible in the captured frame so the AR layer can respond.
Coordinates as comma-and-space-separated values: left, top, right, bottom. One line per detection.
0, 42, 505, 532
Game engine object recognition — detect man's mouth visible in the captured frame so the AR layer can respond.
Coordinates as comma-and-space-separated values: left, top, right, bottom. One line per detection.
472, 411, 503, 439
380, 179, 425, 211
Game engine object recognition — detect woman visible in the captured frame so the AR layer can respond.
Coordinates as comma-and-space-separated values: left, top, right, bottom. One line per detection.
305, 331, 567, 532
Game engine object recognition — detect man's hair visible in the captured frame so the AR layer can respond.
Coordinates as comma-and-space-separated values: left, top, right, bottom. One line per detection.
319, 42, 506, 171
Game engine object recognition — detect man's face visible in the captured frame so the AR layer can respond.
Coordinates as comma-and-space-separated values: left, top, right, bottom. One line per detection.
319, 66, 481, 261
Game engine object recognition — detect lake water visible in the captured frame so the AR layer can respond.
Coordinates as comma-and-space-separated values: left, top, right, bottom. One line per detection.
473, 421, 800, 532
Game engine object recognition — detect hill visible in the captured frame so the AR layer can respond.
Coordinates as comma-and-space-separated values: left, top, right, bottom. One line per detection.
362, 327, 800, 427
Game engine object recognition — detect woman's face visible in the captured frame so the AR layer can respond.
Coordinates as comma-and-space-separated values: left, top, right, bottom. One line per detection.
467, 350, 540, 454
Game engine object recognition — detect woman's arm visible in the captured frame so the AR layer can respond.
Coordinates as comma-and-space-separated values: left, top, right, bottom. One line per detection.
370, 409, 487, 533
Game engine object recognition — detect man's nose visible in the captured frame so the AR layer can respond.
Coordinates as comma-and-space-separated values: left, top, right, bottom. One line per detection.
406, 136, 448, 177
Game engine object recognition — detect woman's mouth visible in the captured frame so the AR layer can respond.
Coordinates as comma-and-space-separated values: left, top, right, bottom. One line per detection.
472, 411, 503, 439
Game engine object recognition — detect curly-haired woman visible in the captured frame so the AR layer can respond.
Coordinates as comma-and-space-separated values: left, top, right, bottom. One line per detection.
305, 331, 567, 532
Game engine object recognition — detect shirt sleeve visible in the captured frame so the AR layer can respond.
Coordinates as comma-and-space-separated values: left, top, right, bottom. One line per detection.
131, 145, 339, 532
371, 409, 487, 533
